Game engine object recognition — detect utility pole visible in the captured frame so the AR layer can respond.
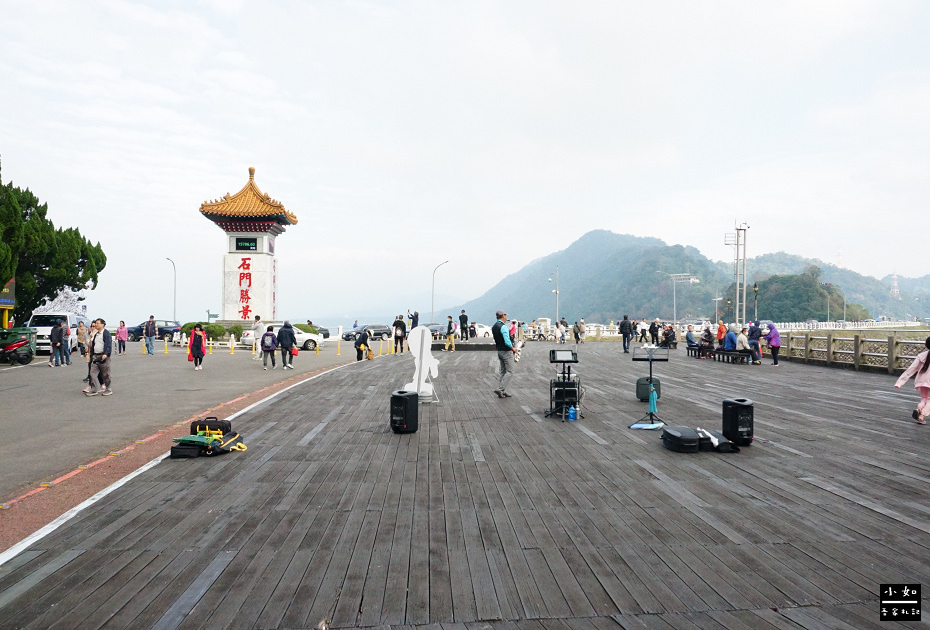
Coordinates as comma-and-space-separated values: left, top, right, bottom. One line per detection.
725, 223, 749, 325
431, 260, 449, 323
166, 257, 177, 322
657, 271, 699, 324
548, 266, 560, 322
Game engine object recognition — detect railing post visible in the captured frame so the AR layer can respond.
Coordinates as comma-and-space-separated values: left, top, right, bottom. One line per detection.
804, 333, 810, 364
826, 332, 833, 366
853, 334, 860, 370
887, 335, 896, 375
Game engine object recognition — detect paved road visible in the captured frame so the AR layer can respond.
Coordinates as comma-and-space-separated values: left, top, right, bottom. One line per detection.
0, 338, 360, 500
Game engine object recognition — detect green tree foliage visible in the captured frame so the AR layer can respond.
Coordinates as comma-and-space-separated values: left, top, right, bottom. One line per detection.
0, 166, 106, 321
181, 322, 226, 339
747, 267, 872, 322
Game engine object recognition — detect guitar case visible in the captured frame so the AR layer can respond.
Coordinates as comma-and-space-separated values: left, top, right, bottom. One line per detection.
661, 426, 699, 453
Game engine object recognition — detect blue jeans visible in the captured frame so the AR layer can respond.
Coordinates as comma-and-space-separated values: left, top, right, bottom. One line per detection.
748, 340, 760, 362
51, 345, 63, 365
145, 336, 155, 355
61, 338, 72, 364
622, 333, 632, 352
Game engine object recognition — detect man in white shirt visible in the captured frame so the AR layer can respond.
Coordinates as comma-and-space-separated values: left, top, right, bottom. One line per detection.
251, 315, 264, 359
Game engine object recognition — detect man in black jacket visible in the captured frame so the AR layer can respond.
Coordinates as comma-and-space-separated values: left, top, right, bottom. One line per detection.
459, 310, 469, 342
619, 315, 634, 353
649, 319, 660, 345
277, 321, 297, 370
48, 320, 63, 367
393, 316, 407, 354
355, 329, 370, 361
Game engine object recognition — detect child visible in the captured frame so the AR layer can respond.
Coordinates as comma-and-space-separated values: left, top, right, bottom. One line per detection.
894, 336, 930, 424
260, 325, 278, 370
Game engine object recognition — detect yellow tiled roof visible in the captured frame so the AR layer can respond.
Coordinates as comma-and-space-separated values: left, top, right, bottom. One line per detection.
199, 167, 298, 225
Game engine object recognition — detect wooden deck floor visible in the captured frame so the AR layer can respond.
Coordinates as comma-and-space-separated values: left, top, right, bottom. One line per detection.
1, 342, 928, 629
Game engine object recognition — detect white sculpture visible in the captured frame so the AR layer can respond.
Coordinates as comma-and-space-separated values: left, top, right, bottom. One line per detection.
404, 326, 439, 400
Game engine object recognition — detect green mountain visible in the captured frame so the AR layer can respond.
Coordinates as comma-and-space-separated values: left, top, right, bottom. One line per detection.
452, 231, 930, 324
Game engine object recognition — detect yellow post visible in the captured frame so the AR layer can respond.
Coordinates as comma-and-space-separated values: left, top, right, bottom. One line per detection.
337, 340, 341, 356
251, 340, 255, 356
230, 335, 235, 354
315, 343, 319, 355
1, 308, 8, 328
209, 338, 213, 354
142, 339, 147, 354
379, 339, 383, 356
164, 337, 168, 354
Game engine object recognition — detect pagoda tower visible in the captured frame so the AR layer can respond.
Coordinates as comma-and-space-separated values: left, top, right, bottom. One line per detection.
200, 167, 298, 324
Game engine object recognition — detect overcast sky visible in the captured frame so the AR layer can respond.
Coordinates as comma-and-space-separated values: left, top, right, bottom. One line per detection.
2, 1, 928, 327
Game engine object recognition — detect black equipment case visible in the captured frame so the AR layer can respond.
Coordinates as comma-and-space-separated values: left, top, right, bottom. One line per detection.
697, 428, 737, 453
661, 426, 699, 453
191, 416, 232, 435
170, 443, 202, 458
636, 377, 661, 401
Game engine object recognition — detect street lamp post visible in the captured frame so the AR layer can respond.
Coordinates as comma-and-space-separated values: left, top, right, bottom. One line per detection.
657, 271, 699, 325
548, 266, 560, 322
726, 299, 732, 322
753, 282, 759, 321
166, 257, 177, 322
431, 260, 449, 323
712, 296, 723, 321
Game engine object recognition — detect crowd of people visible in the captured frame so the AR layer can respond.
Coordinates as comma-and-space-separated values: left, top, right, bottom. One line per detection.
686, 320, 782, 365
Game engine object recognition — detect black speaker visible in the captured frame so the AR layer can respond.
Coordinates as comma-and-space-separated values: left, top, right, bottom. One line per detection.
551, 379, 580, 407
722, 398, 753, 445
390, 390, 418, 434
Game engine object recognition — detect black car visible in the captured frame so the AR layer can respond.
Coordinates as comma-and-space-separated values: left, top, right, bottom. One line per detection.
425, 322, 459, 340
342, 324, 392, 341
316, 326, 330, 339
126, 319, 182, 342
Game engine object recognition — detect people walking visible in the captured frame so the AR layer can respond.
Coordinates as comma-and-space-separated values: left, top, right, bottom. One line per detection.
572, 321, 581, 344
188, 323, 207, 370
76, 321, 88, 358
649, 319, 660, 345
116, 321, 128, 355
260, 325, 278, 369
82, 322, 93, 382
459, 310, 469, 342
60, 320, 72, 366
143, 315, 157, 356
491, 310, 516, 398
638, 319, 649, 343
619, 315, 633, 353
355, 328, 370, 361
48, 320, 63, 367
84, 318, 113, 396
894, 336, 930, 424
763, 322, 781, 366
579, 319, 586, 343
393, 315, 407, 354
251, 315, 264, 360
277, 321, 297, 369
443, 315, 456, 352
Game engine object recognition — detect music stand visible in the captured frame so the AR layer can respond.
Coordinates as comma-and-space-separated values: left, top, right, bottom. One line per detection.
632, 346, 669, 424
545, 348, 583, 421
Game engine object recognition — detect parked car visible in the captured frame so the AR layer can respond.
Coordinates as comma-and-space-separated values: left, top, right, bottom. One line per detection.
126, 320, 182, 342
473, 323, 492, 338
342, 324, 392, 341
424, 322, 464, 340
315, 326, 330, 339
274, 325, 324, 351
26, 312, 91, 354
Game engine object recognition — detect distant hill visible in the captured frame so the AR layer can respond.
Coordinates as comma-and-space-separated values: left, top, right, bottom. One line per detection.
447, 231, 930, 324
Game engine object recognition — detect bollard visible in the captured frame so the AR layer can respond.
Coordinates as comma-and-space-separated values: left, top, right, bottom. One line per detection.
315, 343, 319, 355
164, 337, 168, 354
230, 335, 235, 354
379, 339, 383, 356
251, 341, 255, 356
142, 340, 146, 354
209, 339, 213, 354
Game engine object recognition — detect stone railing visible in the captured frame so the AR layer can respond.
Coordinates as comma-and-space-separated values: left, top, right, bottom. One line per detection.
784, 330, 928, 374
774, 320, 915, 331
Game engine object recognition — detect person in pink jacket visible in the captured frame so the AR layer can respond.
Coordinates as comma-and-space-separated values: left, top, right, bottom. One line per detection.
894, 336, 930, 424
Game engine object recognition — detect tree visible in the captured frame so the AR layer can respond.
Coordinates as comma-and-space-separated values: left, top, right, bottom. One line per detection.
0, 164, 106, 321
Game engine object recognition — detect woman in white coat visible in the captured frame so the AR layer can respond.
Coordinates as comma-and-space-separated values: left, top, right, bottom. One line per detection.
895, 336, 930, 424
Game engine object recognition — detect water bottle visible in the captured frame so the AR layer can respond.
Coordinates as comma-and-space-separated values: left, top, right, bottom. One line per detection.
568, 405, 577, 421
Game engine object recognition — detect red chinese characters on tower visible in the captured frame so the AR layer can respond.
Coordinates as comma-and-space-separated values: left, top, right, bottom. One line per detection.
238, 257, 253, 319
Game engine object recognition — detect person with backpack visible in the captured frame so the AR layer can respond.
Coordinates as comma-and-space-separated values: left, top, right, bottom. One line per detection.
260, 325, 278, 370
393, 315, 407, 354
276, 321, 297, 370
895, 336, 930, 424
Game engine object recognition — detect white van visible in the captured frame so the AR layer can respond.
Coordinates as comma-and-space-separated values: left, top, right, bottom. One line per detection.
26, 312, 92, 354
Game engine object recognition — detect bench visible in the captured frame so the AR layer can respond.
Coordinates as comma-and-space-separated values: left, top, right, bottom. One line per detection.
713, 350, 749, 364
